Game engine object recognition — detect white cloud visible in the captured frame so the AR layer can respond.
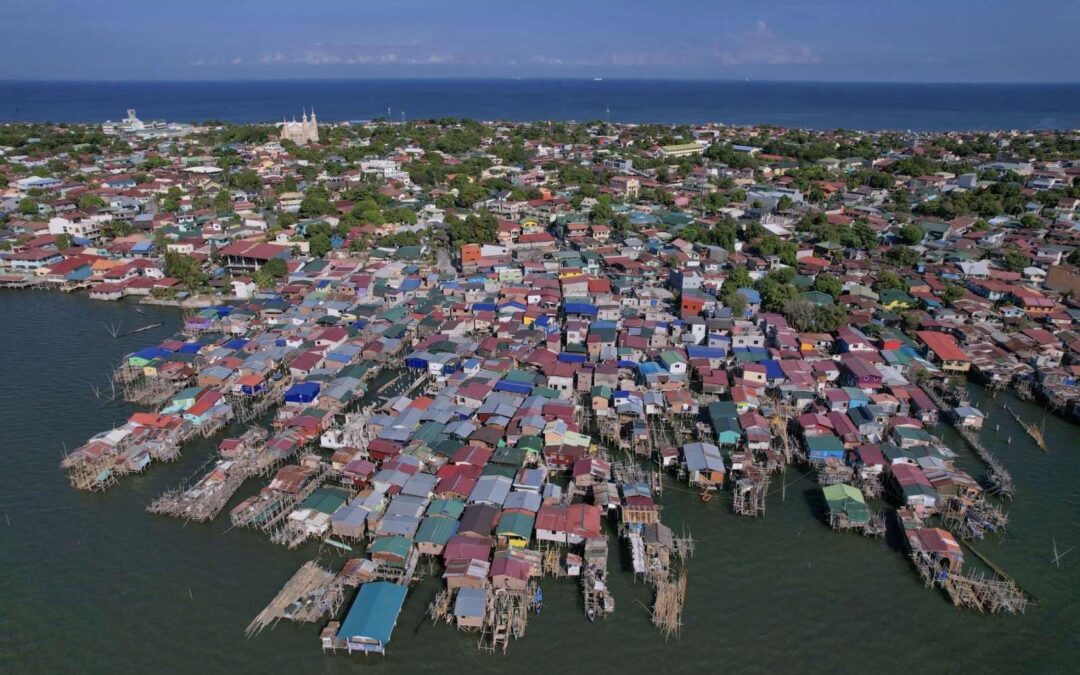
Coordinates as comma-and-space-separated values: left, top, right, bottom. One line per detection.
715, 20, 822, 66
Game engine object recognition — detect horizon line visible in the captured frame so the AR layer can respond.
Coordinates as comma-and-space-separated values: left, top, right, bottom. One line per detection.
2, 77, 1080, 86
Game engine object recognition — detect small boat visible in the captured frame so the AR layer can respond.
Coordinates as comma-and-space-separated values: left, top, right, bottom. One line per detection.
534, 587, 543, 615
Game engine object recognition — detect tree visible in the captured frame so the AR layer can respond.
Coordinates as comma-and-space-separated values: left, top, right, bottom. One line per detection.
1019, 213, 1042, 229
1003, 247, 1027, 272
18, 198, 38, 215
299, 193, 334, 218
726, 291, 748, 318
449, 211, 497, 247
162, 187, 182, 212
55, 233, 73, 250
884, 245, 920, 268
108, 220, 133, 238
252, 268, 274, 289
263, 257, 288, 279
78, 194, 106, 211
229, 170, 263, 193
898, 223, 924, 245
163, 251, 208, 290
873, 270, 903, 292
776, 195, 794, 212
782, 298, 816, 331
813, 304, 848, 332
756, 277, 798, 312
213, 190, 232, 213
589, 198, 614, 223
812, 275, 842, 298
941, 283, 965, 305
308, 233, 332, 258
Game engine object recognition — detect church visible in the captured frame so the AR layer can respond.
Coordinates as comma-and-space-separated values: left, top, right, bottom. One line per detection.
279, 108, 319, 145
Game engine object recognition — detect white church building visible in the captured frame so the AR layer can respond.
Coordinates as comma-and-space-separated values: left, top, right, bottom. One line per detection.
279, 109, 319, 145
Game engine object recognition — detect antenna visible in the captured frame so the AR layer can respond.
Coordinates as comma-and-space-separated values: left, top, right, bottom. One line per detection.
606, 105, 610, 126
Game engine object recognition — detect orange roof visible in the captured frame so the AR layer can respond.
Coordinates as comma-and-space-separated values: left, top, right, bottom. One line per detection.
409, 396, 434, 411
129, 412, 174, 428
916, 331, 969, 362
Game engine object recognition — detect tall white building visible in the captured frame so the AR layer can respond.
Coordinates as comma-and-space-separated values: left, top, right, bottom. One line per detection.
280, 108, 319, 145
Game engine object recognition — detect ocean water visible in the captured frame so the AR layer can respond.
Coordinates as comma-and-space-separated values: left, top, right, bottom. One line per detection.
1, 290, 1079, 674
2, 79, 1080, 130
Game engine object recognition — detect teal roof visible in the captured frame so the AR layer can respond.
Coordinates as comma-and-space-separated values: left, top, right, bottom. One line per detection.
299, 486, 350, 515
416, 516, 459, 545
426, 498, 465, 520
371, 534, 412, 560
338, 582, 407, 646
495, 511, 535, 539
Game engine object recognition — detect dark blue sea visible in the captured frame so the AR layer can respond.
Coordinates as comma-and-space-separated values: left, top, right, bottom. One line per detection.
2, 79, 1079, 131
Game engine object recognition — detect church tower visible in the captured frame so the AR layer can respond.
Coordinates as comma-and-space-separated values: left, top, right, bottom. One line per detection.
279, 107, 319, 145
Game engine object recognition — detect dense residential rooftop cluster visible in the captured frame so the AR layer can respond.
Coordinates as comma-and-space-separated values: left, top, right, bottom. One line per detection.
9, 112, 1072, 650
3, 113, 1080, 404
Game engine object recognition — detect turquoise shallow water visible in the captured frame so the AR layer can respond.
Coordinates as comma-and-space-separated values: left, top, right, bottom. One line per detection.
1, 290, 1078, 674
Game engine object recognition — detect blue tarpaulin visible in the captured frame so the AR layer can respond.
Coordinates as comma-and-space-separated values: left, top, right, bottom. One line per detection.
558, 352, 587, 363
132, 347, 172, 361
494, 380, 533, 395
761, 359, 785, 379
564, 303, 598, 317
284, 382, 321, 404
687, 345, 727, 359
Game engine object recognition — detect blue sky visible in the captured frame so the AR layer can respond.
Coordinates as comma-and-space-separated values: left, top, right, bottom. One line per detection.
3, 0, 1078, 82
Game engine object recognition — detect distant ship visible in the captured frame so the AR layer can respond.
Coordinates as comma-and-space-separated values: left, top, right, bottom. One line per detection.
593, 77, 603, 81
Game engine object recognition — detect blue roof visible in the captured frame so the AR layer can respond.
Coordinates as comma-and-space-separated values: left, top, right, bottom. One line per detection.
224, 338, 249, 350
178, 342, 201, 354
761, 359, 785, 379
564, 303, 598, 316
400, 278, 421, 291
132, 241, 154, 252
494, 380, 533, 395
338, 582, 408, 646
284, 382, 321, 403
737, 288, 762, 303
132, 346, 172, 361
687, 345, 727, 359
558, 352, 587, 363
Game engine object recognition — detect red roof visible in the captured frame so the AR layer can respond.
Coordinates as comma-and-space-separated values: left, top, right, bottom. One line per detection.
916, 331, 969, 362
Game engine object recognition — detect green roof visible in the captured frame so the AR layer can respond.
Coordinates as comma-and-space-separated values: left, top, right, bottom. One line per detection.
416, 516, 458, 545
495, 511, 535, 538
370, 535, 412, 562
822, 484, 870, 524
299, 486, 351, 515
426, 498, 465, 520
